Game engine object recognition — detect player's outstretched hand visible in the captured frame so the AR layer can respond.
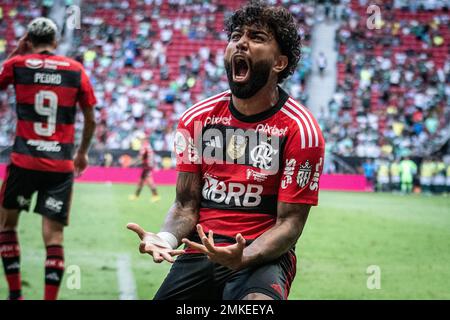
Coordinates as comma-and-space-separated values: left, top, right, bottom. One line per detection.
182, 224, 246, 271
74, 151, 88, 178
127, 223, 185, 263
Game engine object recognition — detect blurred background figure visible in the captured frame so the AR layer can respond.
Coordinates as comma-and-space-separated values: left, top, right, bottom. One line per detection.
129, 135, 160, 203
400, 157, 418, 194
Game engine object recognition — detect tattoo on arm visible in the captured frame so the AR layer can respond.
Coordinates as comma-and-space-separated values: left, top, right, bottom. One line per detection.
78, 106, 96, 154
161, 172, 202, 243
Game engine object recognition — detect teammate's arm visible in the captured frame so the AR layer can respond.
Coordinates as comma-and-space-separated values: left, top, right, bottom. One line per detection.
74, 105, 96, 177
6, 34, 31, 59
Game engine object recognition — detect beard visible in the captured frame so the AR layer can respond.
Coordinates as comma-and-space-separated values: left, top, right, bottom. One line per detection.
224, 58, 272, 99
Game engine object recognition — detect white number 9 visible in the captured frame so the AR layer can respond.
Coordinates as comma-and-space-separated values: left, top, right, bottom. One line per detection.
34, 90, 58, 137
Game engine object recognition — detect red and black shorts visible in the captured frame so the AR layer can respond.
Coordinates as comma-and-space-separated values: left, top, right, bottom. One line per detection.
140, 167, 153, 180
0, 163, 74, 226
154, 246, 297, 300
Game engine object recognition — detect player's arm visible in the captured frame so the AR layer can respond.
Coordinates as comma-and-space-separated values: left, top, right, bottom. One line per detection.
183, 202, 310, 270
127, 171, 201, 263
74, 66, 97, 176
6, 34, 31, 60
240, 202, 310, 268
160, 171, 201, 240
74, 105, 96, 177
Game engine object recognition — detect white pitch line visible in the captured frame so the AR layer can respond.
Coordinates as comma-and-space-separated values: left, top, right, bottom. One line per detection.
116, 253, 138, 300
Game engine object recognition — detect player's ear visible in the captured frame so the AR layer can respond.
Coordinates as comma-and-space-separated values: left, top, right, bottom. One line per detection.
273, 54, 288, 74
52, 39, 58, 49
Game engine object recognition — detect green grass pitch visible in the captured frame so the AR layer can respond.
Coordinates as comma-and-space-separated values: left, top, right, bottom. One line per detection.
0, 182, 449, 299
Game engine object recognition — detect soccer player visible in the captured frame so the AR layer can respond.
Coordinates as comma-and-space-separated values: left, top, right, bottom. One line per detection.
399, 156, 417, 194
0, 18, 96, 300
129, 137, 160, 202
128, 1, 325, 300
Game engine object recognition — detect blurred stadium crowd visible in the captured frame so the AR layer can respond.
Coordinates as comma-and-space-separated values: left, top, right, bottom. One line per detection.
0, 0, 449, 191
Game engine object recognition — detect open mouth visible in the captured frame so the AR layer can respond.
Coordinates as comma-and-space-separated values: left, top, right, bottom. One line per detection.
232, 55, 251, 83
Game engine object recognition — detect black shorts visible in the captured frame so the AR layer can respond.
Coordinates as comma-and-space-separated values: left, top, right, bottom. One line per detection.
0, 164, 74, 226
154, 249, 297, 300
140, 168, 153, 180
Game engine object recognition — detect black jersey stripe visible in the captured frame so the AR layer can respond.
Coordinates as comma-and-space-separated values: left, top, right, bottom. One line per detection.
201, 194, 278, 216
16, 103, 76, 125
13, 67, 81, 88
12, 136, 74, 161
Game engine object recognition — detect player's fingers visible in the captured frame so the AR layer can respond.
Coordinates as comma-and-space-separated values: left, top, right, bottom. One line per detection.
169, 249, 185, 256
236, 233, 246, 250
152, 250, 163, 263
182, 238, 208, 254
196, 224, 207, 239
139, 241, 147, 253
160, 251, 174, 263
208, 230, 214, 245
201, 235, 217, 253
127, 223, 146, 240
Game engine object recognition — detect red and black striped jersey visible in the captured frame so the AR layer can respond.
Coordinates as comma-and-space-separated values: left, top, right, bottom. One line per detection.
175, 88, 325, 244
140, 144, 154, 169
0, 52, 97, 173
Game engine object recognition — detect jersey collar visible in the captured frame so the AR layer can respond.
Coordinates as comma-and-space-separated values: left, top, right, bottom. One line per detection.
228, 86, 289, 123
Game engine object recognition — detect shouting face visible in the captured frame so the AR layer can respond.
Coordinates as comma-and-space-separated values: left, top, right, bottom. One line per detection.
224, 24, 288, 99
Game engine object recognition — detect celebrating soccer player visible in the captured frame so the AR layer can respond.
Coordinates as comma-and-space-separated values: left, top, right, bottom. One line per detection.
0, 18, 96, 300
128, 0, 325, 300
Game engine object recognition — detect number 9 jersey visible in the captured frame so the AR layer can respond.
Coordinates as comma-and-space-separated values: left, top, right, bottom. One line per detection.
0, 52, 97, 173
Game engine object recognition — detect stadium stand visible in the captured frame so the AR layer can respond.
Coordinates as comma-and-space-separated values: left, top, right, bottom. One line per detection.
322, 0, 449, 161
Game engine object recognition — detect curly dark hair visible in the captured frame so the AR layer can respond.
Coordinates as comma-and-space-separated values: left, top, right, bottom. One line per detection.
225, 0, 302, 83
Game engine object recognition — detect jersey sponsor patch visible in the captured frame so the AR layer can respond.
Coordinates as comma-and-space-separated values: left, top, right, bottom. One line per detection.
45, 196, 63, 213
25, 58, 44, 69
296, 160, 312, 188
202, 174, 263, 208
281, 159, 296, 189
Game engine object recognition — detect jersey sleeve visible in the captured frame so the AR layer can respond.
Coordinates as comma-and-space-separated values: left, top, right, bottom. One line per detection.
278, 128, 325, 206
77, 67, 97, 108
0, 57, 16, 90
174, 117, 202, 173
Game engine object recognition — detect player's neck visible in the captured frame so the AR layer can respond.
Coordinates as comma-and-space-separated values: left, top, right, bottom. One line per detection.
32, 46, 55, 54
232, 82, 279, 117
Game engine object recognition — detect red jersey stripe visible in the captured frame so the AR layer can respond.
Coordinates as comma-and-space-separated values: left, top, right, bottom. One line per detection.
11, 153, 74, 172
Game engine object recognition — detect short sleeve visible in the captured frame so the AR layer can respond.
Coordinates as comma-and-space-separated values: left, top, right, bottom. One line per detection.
278, 130, 325, 206
0, 57, 16, 90
77, 67, 97, 108
174, 118, 202, 173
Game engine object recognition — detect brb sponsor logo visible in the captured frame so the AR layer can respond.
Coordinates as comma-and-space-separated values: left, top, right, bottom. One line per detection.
202, 175, 263, 207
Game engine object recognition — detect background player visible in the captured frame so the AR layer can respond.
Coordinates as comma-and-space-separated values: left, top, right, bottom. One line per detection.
0, 18, 96, 300
127, 0, 325, 300
129, 136, 160, 203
